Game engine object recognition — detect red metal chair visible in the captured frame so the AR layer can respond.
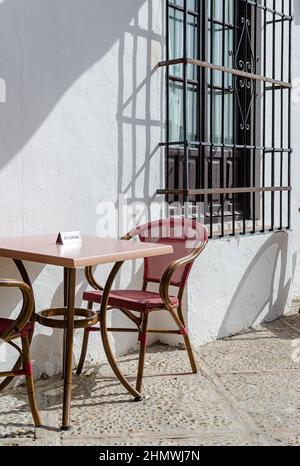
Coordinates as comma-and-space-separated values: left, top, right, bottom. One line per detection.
0, 280, 41, 427
77, 218, 208, 393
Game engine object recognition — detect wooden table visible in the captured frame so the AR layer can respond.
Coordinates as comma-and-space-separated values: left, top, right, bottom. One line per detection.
0, 235, 173, 429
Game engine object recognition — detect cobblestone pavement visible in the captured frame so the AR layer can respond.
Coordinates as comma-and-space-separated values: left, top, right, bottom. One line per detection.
1, 314, 300, 446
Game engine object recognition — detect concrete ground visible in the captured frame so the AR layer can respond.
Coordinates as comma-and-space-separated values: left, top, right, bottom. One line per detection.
1, 313, 300, 446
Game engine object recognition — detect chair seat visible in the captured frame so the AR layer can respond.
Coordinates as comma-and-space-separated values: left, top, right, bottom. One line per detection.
83, 289, 179, 312
0, 318, 34, 338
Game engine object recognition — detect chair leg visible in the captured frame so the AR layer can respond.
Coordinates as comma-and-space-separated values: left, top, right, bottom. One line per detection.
76, 301, 94, 375
136, 311, 149, 393
76, 328, 91, 375
170, 306, 197, 374
21, 335, 42, 427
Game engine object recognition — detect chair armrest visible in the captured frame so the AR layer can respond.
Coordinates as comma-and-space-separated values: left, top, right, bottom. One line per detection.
159, 240, 208, 307
0, 280, 34, 340
84, 233, 133, 291
159, 253, 196, 307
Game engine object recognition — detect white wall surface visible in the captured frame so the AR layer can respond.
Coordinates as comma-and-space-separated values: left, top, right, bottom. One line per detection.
1, 0, 300, 378
0, 0, 164, 377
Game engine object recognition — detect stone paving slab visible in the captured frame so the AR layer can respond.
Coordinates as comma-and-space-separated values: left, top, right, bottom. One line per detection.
1, 313, 300, 446
0, 392, 36, 441
59, 352, 241, 439
59, 434, 262, 446
198, 327, 300, 374
282, 314, 300, 332
219, 371, 300, 432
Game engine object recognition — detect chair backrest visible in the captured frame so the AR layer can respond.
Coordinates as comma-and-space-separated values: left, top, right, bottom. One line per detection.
129, 218, 208, 288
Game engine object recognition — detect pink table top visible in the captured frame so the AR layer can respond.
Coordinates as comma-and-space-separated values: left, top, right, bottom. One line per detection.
0, 235, 173, 268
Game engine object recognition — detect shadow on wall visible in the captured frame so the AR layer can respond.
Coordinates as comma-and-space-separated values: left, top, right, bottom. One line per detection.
293, 0, 300, 26
218, 232, 296, 339
114, 0, 165, 300
0, 0, 166, 373
0, 0, 146, 169
116, 0, 164, 209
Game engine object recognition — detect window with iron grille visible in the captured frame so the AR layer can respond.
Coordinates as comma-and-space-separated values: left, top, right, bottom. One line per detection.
157, 0, 293, 239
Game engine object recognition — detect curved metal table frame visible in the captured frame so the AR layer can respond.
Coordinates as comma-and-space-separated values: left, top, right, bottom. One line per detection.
0, 259, 141, 429
100, 261, 141, 400
0, 234, 172, 430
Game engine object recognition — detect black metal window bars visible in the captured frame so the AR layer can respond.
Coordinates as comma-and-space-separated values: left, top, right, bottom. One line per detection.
157, 0, 293, 239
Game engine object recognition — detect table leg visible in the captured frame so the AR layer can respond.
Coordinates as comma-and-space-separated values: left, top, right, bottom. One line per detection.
62, 268, 76, 430
62, 267, 69, 380
100, 262, 142, 400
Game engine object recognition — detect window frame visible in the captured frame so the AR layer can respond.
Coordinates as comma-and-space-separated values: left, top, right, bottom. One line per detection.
158, 0, 293, 239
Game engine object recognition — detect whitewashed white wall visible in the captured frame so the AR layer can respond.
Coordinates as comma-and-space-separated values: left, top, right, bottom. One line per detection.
1, 0, 300, 378
0, 0, 164, 377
